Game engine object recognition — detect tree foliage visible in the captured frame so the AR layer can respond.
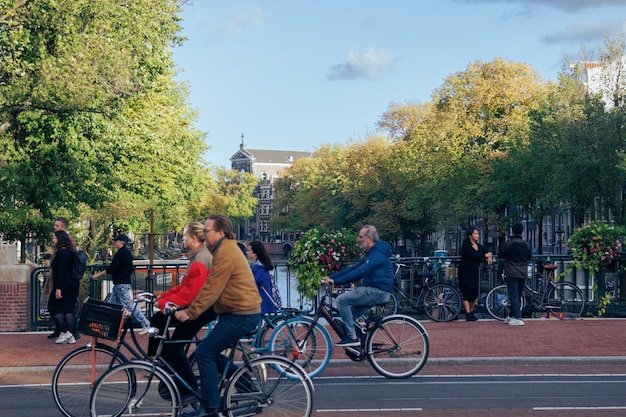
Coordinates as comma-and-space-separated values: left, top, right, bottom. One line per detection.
0, 1, 229, 253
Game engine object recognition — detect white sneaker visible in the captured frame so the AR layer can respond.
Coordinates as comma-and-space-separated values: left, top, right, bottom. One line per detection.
138, 326, 159, 336
504, 316, 512, 324
67, 335, 76, 344
55, 331, 73, 344
508, 318, 525, 326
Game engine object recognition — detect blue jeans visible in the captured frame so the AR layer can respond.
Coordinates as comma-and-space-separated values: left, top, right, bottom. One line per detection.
336, 286, 390, 339
109, 284, 150, 328
505, 276, 525, 320
195, 313, 261, 411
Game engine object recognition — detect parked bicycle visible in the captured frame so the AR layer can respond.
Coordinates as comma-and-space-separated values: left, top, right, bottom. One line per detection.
268, 283, 429, 379
89, 303, 314, 417
385, 262, 463, 322
52, 293, 161, 417
485, 263, 585, 320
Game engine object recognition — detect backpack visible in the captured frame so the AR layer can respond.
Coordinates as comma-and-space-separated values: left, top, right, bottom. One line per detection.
262, 270, 283, 309
72, 250, 88, 281
270, 274, 283, 308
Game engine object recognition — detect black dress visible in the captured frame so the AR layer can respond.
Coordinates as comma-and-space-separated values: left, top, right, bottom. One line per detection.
47, 248, 79, 315
458, 240, 488, 302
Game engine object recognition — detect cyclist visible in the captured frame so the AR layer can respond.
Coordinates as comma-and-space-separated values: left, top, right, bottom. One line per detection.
498, 223, 532, 326
176, 215, 262, 417
322, 224, 394, 347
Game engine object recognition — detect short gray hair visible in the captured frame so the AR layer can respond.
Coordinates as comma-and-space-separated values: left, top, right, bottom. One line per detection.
361, 225, 379, 242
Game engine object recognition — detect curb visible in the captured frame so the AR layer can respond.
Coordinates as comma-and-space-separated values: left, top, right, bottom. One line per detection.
5, 356, 626, 376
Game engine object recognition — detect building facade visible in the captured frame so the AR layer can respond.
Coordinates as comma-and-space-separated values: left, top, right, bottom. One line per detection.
230, 139, 311, 243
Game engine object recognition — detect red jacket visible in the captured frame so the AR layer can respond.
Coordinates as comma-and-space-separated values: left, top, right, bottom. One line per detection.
157, 245, 212, 310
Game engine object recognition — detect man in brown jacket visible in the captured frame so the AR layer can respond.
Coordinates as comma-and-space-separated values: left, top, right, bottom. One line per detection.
176, 214, 261, 417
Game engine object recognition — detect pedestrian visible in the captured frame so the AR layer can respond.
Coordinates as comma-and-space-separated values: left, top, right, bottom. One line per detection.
147, 221, 215, 403
321, 224, 394, 346
176, 215, 262, 417
48, 230, 79, 344
44, 217, 80, 340
246, 241, 278, 314
458, 227, 493, 321
91, 234, 153, 334
498, 223, 532, 326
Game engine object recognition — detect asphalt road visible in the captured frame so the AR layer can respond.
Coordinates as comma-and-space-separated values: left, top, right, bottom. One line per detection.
3, 371, 626, 417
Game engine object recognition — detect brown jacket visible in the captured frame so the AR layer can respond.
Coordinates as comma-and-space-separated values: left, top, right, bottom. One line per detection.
185, 238, 262, 319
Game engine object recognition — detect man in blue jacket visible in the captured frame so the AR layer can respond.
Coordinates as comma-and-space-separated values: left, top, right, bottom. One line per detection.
322, 225, 394, 346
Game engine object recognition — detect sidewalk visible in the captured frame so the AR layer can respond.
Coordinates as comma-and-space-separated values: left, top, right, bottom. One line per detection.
2, 317, 626, 384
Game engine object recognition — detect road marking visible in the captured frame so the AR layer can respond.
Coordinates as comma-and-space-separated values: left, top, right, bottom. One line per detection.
535, 407, 626, 410
317, 408, 423, 413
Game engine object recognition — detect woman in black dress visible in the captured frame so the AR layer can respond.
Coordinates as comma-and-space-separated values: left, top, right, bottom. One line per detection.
48, 230, 79, 344
458, 227, 493, 321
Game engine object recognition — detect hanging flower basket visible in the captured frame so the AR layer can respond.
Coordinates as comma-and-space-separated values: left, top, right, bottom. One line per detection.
566, 222, 625, 276
289, 226, 361, 300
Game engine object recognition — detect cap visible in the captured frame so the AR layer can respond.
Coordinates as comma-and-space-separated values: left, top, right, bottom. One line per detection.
113, 234, 130, 243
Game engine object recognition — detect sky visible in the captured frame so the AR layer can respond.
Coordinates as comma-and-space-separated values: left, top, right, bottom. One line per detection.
172, 0, 626, 168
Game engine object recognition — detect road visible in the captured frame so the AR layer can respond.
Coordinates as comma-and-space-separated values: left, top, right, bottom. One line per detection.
313, 373, 626, 415
3, 371, 626, 417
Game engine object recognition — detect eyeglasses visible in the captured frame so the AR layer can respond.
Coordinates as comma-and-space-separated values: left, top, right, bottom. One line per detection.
203, 228, 216, 234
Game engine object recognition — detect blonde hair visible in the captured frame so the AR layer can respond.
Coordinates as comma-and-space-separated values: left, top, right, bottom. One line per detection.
185, 221, 205, 243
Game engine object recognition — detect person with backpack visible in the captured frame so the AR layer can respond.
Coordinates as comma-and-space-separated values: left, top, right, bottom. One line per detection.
48, 230, 80, 344
246, 241, 280, 314
91, 234, 153, 334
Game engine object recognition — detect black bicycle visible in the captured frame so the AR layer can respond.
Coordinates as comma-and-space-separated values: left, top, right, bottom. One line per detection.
268, 283, 429, 379
385, 262, 463, 321
89, 304, 314, 417
486, 264, 585, 320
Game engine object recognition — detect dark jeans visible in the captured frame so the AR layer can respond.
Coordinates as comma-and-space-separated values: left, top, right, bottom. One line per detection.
148, 308, 217, 391
505, 276, 525, 320
195, 313, 261, 410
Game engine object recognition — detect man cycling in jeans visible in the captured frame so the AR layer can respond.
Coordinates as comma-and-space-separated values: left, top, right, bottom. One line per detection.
322, 224, 394, 346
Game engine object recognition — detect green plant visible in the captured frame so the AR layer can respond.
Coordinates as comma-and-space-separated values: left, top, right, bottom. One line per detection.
289, 226, 361, 300
567, 222, 625, 276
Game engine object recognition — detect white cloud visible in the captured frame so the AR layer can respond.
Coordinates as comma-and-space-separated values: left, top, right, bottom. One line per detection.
328, 47, 395, 81
208, 5, 263, 43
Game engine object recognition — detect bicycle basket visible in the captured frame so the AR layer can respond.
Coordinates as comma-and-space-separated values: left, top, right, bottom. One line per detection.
78, 298, 124, 340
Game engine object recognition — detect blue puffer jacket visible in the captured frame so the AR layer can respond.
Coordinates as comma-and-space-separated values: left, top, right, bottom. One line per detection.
329, 241, 394, 293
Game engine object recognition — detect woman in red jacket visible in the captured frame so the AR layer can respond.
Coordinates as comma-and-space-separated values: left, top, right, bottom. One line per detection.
148, 221, 215, 403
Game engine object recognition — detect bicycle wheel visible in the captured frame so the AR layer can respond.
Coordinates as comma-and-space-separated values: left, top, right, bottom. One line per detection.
422, 283, 462, 322
223, 356, 313, 417
547, 281, 585, 320
485, 285, 520, 320
268, 317, 332, 379
52, 343, 129, 417
366, 314, 429, 378
90, 361, 178, 417
384, 291, 399, 316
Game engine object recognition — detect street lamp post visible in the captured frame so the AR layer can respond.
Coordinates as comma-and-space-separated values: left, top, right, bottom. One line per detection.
555, 227, 564, 254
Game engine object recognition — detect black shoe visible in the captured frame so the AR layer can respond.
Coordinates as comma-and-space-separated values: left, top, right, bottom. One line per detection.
466, 312, 478, 322
47, 331, 60, 339
336, 337, 360, 347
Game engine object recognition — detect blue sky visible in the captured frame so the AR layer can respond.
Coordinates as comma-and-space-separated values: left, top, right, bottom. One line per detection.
173, 0, 626, 168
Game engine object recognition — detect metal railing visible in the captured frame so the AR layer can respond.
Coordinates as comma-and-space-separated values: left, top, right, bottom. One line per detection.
28, 254, 626, 330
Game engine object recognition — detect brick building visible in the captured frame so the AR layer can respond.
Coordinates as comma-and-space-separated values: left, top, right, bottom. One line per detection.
230, 138, 311, 243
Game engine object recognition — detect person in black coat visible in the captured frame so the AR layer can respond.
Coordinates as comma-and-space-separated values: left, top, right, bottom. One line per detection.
498, 223, 532, 326
458, 227, 493, 321
48, 230, 79, 344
